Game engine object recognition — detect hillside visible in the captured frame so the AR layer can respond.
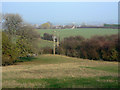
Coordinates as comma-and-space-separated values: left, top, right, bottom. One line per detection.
2, 54, 119, 88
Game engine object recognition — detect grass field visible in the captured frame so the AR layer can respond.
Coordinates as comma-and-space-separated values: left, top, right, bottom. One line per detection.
37, 38, 54, 48
2, 54, 119, 88
36, 28, 118, 40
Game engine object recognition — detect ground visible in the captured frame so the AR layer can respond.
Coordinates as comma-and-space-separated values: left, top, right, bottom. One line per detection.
2, 54, 119, 88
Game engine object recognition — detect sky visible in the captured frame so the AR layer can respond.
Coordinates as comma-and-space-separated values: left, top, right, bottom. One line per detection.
2, 2, 118, 25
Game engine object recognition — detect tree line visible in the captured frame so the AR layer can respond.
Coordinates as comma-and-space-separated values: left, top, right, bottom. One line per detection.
58, 34, 118, 61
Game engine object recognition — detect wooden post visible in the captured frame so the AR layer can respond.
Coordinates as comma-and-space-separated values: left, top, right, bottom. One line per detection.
57, 31, 59, 47
53, 31, 56, 55
53, 39, 55, 55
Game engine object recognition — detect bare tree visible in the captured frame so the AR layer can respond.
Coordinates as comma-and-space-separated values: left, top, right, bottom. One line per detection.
3, 13, 23, 35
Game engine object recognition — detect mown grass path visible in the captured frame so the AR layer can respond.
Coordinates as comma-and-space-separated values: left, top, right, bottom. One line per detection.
2, 54, 119, 88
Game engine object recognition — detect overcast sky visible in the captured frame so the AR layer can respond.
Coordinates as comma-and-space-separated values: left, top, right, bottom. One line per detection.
2, 2, 118, 25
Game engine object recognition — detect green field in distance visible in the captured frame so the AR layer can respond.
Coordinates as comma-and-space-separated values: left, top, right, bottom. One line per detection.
36, 28, 118, 40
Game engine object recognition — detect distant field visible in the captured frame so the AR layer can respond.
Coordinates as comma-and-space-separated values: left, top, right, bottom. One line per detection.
36, 28, 118, 40
2, 54, 119, 88
37, 38, 54, 48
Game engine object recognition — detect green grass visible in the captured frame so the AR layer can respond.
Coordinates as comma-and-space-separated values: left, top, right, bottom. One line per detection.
81, 66, 118, 73
2, 54, 119, 88
37, 39, 55, 48
36, 28, 118, 40
33, 55, 77, 64
15, 76, 119, 88
16, 57, 38, 62
17, 55, 78, 65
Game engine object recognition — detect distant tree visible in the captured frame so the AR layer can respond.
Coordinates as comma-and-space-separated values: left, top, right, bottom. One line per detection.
40, 22, 51, 29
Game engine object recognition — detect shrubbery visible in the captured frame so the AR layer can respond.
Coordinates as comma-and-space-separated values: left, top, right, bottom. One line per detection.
59, 34, 118, 61
2, 32, 20, 65
42, 33, 53, 41
38, 47, 53, 54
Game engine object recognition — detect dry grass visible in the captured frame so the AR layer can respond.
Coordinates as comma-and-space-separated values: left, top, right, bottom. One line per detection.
2, 54, 118, 88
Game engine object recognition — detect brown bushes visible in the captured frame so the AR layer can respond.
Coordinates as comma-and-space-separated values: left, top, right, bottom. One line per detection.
59, 34, 118, 61
42, 33, 53, 41
39, 47, 53, 54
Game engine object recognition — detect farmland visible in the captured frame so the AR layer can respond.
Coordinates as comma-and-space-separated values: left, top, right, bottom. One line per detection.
36, 28, 118, 40
36, 28, 118, 48
2, 54, 119, 88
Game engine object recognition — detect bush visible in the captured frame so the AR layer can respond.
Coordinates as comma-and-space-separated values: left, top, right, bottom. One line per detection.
59, 34, 118, 61
42, 33, 53, 41
2, 32, 18, 65
59, 36, 85, 57
39, 47, 53, 54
